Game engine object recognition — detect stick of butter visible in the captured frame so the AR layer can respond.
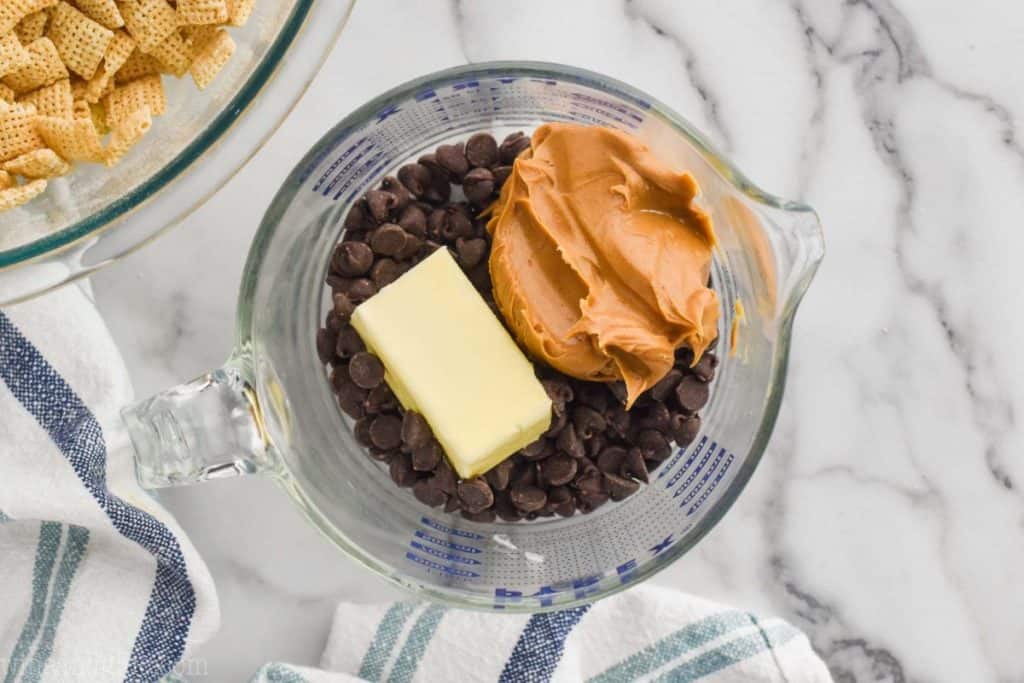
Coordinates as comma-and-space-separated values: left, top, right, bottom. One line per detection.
351, 248, 552, 479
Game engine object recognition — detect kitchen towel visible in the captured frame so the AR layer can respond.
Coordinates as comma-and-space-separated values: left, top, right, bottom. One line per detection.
250, 584, 832, 682
0, 284, 218, 683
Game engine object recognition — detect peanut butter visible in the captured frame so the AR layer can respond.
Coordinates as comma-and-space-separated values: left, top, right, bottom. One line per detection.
487, 123, 719, 408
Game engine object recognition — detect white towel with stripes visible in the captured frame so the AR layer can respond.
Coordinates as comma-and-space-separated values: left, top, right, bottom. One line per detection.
251, 584, 832, 682
0, 285, 218, 683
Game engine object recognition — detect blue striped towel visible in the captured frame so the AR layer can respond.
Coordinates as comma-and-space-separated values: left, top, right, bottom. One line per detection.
250, 584, 831, 682
0, 285, 218, 683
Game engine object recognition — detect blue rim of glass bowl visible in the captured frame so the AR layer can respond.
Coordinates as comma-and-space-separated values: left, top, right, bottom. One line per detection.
0, 1, 315, 269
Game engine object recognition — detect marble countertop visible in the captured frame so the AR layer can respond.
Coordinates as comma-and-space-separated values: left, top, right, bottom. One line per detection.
90, 0, 1024, 680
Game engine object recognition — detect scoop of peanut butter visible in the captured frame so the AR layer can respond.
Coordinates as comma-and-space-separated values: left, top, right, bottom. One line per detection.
486, 123, 719, 408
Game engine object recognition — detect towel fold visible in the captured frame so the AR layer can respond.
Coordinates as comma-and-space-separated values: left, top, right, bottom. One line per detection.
0, 285, 218, 683
250, 584, 831, 682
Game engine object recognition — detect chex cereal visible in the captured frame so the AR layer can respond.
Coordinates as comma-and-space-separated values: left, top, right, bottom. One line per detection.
0, 0, 255, 212
18, 77, 72, 116
3, 37, 68, 93
177, 0, 227, 26
74, 0, 123, 30
0, 0, 58, 36
3, 146, 69, 177
189, 26, 232, 90
48, 1, 114, 79
0, 103, 44, 161
14, 11, 49, 43
118, 0, 178, 52
0, 31, 31, 77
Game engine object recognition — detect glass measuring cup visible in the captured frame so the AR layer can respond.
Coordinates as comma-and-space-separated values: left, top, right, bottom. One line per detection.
122, 62, 824, 611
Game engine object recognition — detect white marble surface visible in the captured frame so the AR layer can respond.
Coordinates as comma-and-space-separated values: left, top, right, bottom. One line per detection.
89, 0, 1024, 680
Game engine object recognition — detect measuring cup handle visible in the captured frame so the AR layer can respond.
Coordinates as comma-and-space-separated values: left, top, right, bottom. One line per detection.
121, 358, 272, 489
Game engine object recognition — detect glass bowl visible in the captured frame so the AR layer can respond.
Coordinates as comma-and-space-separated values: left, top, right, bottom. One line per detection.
124, 62, 825, 611
0, 0, 356, 305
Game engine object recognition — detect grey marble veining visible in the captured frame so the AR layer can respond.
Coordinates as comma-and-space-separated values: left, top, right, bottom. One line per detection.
91, 0, 1024, 680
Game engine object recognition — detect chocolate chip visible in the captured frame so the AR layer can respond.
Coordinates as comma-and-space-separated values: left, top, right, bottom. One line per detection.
494, 492, 522, 521
397, 204, 428, 238
637, 429, 671, 461
335, 326, 365, 358
669, 413, 701, 446
675, 375, 710, 413
369, 448, 395, 462
456, 237, 487, 269
623, 448, 649, 483
418, 154, 452, 204
499, 131, 531, 164
371, 258, 402, 287
441, 205, 474, 241
639, 402, 671, 432
510, 484, 547, 512
546, 485, 576, 517
556, 423, 585, 459
676, 346, 695, 366
370, 223, 408, 257
605, 473, 640, 501
577, 384, 609, 412
511, 460, 538, 488
389, 454, 417, 487
691, 353, 718, 382
427, 209, 446, 240
411, 439, 442, 471
381, 176, 412, 211
467, 263, 492, 294
492, 165, 513, 188
369, 414, 403, 451
343, 201, 372, 232
433, 458, 457, 494
605, 404, 631, 438
572, 405, 607, 439
542, 378, 574, 414
461, 508, 497, 523
521, 438, 552, 461
332, 292, 355, 321
541, 454, 577, 486
413, 478, 448, 507
366, 190, 398, 222
608, 381, 628, 405
465, 133, 499, 168
649, 369, 682, 402
576, 490, 610, 513
395, 236, 422, 262
401, 411, 432, 450
365, 383, 397, 414
585, 433, 607, 459
485, 459, 515, 491
336, 380, 367, 419
463, 167, 495, 207
316, 328, 337, 365
348, 352, 385, 389
353, 417, 373, 447
436, 142, 469, 181
325, 309, 345, 334
398, 163, 432, 197
574, 467, 605, 495
331, 241, 374, 277
457, 478, 495, 513
596, 446, 627, 474
346, 278, 378, 302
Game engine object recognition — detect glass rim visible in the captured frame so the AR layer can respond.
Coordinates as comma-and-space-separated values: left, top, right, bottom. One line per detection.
241, 60, 824, 612
0, 1, 317, 270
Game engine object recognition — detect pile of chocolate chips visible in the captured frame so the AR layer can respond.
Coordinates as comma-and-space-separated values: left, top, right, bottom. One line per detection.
316, 131, 717, 522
